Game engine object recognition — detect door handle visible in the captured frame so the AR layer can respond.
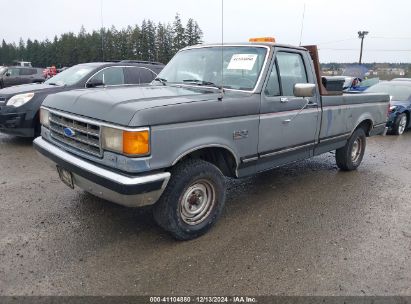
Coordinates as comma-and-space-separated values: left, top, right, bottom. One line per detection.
306, 101, 318, 108
280, 97, 288, 103
283, 98, 311, 124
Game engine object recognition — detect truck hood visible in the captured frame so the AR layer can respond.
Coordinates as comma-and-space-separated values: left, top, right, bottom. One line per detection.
0, 83, 65, 98
42, 85, 219, 126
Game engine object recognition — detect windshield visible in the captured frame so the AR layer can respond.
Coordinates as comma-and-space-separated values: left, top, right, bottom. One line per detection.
45, 65, 95, 86
157, 46, 268, 91
366, 83, 411, 102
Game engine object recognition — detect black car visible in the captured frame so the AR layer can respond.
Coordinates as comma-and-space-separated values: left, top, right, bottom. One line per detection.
0, 66, 45, 89
0, 61, 164, 137
366, 80, 411, 135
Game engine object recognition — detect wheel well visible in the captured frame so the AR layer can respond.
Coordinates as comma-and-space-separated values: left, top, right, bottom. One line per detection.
404, 111, 410, 125
175, 147, 238, 178
356, 119, 373, 136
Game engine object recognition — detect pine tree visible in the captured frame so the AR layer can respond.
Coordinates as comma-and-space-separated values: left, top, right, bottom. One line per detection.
172, 13, 186, 53
0, 14, 203, 66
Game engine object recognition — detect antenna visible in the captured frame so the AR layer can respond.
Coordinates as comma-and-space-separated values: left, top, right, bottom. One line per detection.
219, 0, 224, 100
299, 3, 306, 46
100, 0, 105, 61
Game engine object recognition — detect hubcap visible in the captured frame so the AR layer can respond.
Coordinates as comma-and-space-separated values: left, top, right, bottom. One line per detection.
398, 116, 407, 135
351, 138, 363, 163
180, 179, 216, 225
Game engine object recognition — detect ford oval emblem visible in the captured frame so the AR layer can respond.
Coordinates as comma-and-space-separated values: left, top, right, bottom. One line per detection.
63, 127, 76, 137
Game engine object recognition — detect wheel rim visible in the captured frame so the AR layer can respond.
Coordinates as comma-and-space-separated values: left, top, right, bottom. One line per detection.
351, 137, 363, 163
180, 179, 216, 225
398, 116, 407, 135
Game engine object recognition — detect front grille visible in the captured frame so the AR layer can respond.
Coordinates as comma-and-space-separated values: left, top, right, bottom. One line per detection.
49, 112, 102, 157
0, 97, 6, 104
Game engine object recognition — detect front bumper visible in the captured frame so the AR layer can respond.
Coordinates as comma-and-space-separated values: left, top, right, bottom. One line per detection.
33, 137, 171, 207
0, 109, 34, 137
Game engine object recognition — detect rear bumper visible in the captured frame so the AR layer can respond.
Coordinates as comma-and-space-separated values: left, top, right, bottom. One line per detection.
33, 137, 171, 207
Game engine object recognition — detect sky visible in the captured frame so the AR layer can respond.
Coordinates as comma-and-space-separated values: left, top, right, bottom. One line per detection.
1, 0, 411, 63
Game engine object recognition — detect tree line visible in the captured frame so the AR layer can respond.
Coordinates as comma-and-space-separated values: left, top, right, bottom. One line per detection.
0, 14, 203, 68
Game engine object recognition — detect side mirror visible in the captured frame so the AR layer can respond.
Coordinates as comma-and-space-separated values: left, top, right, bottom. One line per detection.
86, 78, 105, 88
5, 72, 11, 77
294, 83, 316, 98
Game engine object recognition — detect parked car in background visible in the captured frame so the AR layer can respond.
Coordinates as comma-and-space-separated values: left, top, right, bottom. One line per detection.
0, 61, 164, 137
13, 60, 32, 67
0, 66, 45, 89
366, 80, 411, 135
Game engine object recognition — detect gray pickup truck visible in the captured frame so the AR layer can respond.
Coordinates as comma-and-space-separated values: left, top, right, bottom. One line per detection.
34, 42, 389, 240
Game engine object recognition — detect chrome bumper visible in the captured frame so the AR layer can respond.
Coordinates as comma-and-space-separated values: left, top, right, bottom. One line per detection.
33, 137, 170, 207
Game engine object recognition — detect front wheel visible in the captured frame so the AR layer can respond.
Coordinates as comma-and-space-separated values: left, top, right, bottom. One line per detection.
392, 113, 408, 135
153, 159, 226, 240
336, 128, 366, 171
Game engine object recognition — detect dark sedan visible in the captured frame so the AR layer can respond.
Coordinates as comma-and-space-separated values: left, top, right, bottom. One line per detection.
0, 66, 45, 89
366, 80, 411, 135
0, 61, 164, 137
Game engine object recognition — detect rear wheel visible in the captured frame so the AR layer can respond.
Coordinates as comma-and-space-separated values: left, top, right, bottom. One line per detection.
336, 128, 366, 171
393, 113, 408, 135
153, 159, 226, 240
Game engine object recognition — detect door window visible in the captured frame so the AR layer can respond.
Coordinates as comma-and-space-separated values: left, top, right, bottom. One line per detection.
90, 67, 125, 86
276, 52, 308, 96
125, 67, 157, 84
20, 68, 34, 76
7, 68, 20, 76
264, 64, 281, 97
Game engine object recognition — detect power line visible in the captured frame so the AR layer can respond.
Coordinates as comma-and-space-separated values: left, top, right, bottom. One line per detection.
369, 36, 411, 40
317, 38, 357, 45
319, 48, 411, 52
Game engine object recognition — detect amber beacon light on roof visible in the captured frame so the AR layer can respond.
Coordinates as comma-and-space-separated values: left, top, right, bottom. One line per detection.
249, 37, 276, 43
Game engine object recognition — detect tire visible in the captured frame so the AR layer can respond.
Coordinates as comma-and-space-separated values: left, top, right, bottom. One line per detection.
153, 159, 226, 240
336, 128, 366, 171
392, 113, 408, 135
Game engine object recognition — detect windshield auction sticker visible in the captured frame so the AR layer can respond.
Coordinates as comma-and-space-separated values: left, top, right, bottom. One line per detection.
227, 54, 257, 70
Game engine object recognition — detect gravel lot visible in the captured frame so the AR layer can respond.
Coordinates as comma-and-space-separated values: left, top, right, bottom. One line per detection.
0, 132, 410, 296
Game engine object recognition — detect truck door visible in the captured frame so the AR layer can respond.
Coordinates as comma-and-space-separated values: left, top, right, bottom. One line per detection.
257, 49, 320, 171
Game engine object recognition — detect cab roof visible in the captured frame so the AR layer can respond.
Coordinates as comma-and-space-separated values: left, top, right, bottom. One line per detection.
184, 42, 307, 51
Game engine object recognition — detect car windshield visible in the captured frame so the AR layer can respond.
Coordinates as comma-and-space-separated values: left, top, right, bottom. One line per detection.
366, 83, 411, 101
45, 65, 95, 86
156, 46, 268, 91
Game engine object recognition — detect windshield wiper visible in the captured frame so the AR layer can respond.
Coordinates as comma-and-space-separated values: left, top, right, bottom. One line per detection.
182, 79, 221, 89
47, 82, 65, 86
154, 77, 167, 86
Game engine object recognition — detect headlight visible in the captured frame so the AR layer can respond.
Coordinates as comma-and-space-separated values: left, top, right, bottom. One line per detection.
7, 93, 35, 107
389, 106, 397, 112
39, 108, 50, 128
101, 126, 150, 156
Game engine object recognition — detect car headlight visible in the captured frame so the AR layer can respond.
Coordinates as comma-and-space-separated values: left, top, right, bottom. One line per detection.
7, 92, 35, 107
101, 126, 150, 156
389, 106, 397, 112
39, 108, 50, 128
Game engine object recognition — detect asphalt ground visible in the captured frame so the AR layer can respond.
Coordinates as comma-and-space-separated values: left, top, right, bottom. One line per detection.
0, 132, 410, 296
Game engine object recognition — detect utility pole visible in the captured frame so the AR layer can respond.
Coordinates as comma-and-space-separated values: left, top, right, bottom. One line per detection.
358, 30, 369, 64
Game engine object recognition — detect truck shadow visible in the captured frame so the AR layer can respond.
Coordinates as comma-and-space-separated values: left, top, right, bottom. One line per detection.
62, 152, 380, 247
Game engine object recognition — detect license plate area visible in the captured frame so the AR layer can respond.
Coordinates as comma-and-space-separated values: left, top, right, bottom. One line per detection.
57, 166, 74, 189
